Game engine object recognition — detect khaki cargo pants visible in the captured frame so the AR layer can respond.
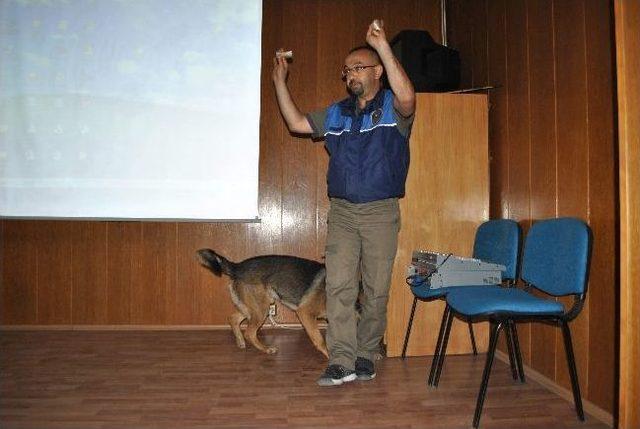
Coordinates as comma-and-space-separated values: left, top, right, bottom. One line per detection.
324, 197, 400, 370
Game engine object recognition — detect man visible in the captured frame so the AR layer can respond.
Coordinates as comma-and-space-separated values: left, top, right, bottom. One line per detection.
272, 20, 416, 386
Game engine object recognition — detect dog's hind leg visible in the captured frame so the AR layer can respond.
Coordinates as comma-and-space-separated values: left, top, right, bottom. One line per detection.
297, 309, 328, 358
229, 311, 247, 349
237, 283, 278, 354
244, 312, 277, 354
227, 283, 250, 349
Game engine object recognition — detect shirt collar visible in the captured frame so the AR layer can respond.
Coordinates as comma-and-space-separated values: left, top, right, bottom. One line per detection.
339, 89, 385, 116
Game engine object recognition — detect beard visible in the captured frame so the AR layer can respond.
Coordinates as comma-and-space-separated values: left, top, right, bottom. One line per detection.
347, 80, 364, 96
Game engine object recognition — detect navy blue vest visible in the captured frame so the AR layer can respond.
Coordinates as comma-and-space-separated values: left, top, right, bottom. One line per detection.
322, 89, 410, 203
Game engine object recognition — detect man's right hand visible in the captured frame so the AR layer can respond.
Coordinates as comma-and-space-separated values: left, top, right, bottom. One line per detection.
272, 48, 313, 134
272, 49, 289, 84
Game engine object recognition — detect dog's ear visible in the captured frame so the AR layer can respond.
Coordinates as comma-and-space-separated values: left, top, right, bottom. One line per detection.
196, 248, 223, 276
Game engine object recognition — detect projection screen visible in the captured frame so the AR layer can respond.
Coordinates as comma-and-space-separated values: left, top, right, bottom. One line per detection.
0, 0, 261, 220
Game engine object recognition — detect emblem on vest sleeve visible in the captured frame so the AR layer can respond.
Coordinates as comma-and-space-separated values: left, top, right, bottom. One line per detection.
371, 108, 383, 125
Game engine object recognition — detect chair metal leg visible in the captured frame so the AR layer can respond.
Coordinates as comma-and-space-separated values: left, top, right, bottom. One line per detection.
401, 297, 418, 359
432, 307, 454, 387
428, 304, 450, 386
468, 322, 478, 355
509, 320, 525, 383
473, 320, 504, 428
505, 320, 518, 381
560, 321, 584, 421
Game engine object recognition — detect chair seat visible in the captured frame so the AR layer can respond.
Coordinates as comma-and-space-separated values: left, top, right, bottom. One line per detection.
446, 286, 565, 317
411, 284, 503, 300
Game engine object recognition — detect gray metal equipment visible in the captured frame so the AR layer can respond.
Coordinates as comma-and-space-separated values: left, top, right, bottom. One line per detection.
407, 250, 505, 289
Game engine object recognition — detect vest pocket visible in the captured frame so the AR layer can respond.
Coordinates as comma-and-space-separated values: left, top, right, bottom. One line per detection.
327, 157, 347, 197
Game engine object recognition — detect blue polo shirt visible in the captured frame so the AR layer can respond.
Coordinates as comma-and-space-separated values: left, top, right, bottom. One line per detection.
306, 89, 413, 203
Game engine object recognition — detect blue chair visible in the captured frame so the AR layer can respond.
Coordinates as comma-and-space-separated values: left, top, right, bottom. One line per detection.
401, 219, 521, 362
431, 218, 592, 428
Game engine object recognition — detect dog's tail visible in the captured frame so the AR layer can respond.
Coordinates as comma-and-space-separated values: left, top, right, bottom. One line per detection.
196, 249, 237, 278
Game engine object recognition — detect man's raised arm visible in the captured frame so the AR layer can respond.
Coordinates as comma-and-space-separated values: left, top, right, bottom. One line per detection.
366, 22, 416, 118
272, 50, 314, 134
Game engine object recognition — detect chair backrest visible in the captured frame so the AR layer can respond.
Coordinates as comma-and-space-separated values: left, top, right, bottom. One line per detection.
521, 217, 592, 296
473, 219, 521, 282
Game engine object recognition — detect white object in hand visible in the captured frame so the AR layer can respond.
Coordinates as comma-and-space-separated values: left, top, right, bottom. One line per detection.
276, 50, 293, 59
372, 19, 382, 31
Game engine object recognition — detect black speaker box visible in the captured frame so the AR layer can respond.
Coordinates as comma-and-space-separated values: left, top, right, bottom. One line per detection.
390, 30, 460, 93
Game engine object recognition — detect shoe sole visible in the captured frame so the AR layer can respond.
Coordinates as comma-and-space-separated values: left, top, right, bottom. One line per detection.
317, 372, 357, 387
356, 373, 376, 381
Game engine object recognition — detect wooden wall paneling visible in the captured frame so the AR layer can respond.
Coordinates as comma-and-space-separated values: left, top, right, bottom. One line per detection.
553, 0, 590, 393
71, 222, 108, 324
314, 0, 355, 109
469, 0, 489, 88
130, 222, 176, 324
504, 0, 530, 224
176, 223, 243, 325
445, 0, 488, 87
584, 0, 617, 415
279, 0, 319, 261
352, 0, 388, 61
615, 0, 640, 426
486, 0, 509, 221
526, 0, 558, 381
251, 0, 284, 258
386, 93, 489, 357
105, 222, 142, 324
1, 221, 38, 324
445, 1, 462, 61
349, 0, 373, 44
37, 221, 73, 324
447, 0, 617, 418
354, 0, 394, 48
447, 0, 473, 87
168, 223, 197, 325
412, 0, 442, 44
277, 0, 320, 324
130, 222, 154, 324
251, 0, 287, 323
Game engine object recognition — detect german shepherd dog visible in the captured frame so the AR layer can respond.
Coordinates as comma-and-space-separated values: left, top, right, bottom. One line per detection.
196, 249, 328, 358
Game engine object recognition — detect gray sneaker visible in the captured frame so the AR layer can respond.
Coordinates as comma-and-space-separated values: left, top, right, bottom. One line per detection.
355, 357, 376, 381
317, 364, 357, 386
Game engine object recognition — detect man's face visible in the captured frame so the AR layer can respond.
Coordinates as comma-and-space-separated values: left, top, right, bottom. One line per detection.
343, 49, 380, 97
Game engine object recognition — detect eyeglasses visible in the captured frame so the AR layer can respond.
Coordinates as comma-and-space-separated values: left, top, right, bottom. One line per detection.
341, 64, 378, 80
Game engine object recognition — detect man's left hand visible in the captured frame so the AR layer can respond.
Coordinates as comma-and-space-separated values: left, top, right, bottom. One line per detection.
366, 19, 388, 51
